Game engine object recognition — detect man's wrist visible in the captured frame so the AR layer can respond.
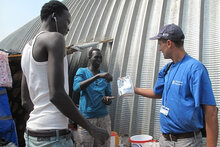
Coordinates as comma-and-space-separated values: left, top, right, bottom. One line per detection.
94, 74, 100, 80
87, 124, 96, 136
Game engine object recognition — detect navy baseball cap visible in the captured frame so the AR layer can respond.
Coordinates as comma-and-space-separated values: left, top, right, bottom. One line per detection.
150, 24, 185, 41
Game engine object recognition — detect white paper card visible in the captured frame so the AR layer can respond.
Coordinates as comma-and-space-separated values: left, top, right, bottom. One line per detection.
160, 105, 169, 116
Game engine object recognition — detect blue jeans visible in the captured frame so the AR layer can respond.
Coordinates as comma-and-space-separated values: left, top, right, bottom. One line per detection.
24, 132, 74, 147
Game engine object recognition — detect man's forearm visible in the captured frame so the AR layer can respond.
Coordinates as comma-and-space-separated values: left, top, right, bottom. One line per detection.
134, 88, 161, 99
80, 75, 98, 90
50, 91, 94, 134
205, 106, 218, 147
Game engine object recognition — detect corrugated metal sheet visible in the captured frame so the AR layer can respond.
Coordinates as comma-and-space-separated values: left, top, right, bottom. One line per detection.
0, 0, 220, 145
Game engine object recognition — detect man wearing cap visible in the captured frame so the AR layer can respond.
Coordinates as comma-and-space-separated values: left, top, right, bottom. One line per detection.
134, 24, 218, 146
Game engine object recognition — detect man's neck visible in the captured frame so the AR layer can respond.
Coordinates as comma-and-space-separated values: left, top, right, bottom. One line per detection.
39, 22, 53, 32
172, 47, 186, 63
88, 66, 100, 75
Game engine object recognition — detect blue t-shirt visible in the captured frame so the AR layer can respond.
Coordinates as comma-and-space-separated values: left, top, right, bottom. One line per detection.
154, 54, 216, 133
73, 67, 112, 119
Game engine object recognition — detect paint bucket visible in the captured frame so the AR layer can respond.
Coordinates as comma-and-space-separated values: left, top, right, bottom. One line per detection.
129, 135, 153, 147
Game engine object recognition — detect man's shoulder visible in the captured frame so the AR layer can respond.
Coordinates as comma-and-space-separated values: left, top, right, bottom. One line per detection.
185, 55, 206, 71
33, 32, 63, 48
38, 32, 65, 55
76, 67, 88, 73
78, 67, 87, 70
100, 69, 105, 72
39, 32, 64, 44
30, 32, 65, 61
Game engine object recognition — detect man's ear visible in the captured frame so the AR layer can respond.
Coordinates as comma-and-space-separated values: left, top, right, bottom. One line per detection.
52, 13, 57, 22
167, 40, 172, 48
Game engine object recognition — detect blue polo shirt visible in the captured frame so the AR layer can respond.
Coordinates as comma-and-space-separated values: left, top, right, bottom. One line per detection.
73, 68, 112, 119
154, 54, 216, 133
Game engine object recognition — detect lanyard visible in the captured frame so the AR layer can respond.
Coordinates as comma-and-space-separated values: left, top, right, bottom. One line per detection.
164, 58, 184, 106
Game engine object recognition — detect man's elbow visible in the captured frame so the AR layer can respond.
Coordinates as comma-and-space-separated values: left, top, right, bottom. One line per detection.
73, 83, 81, 92
154, 94, 162, 99
21, 100, 33, 113
21, 99, 26, 108
21, 97, 28, 108
73, 87, 78, 93
49, 90, 66, 105
50, 95, 59, 104
210, 106, 218, 118
205, 106, 219, 126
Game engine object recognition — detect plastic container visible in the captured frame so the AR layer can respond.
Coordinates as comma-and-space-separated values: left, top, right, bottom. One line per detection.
110, 131, 119, 147
117, 75, 134, 97
129, 135, 153, 147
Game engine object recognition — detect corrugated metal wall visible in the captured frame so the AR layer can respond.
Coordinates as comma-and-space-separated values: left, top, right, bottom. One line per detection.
0, 0, 220, 145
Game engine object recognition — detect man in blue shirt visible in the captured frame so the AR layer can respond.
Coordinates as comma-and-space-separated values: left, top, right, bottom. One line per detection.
134, 24, 218, 147
73, 48, 114, 147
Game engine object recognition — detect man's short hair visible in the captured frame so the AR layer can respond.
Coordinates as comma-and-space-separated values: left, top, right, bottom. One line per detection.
40, 0, 68, 21
88, 48, 101, 59
160, 39, 184, 48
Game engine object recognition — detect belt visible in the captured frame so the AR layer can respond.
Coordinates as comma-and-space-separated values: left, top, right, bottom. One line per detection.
0, 89, 7, 95
162, 131, 200, 142
0, 116, 12, 120
26, 129, 70, 137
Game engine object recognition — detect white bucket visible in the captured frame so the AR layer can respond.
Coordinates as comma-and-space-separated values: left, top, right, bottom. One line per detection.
129, 135, 153, 147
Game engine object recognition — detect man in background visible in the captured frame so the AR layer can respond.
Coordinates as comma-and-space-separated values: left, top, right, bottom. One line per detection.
73, 48, 114, 147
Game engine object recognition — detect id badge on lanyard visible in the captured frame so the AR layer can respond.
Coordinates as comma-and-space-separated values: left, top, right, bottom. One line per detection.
160, 61, 182, 117
160, 71, 171, 116
160, 105, 169, 116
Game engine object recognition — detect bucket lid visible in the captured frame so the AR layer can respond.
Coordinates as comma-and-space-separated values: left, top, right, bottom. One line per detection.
129, 135, 153, 143
111, 131, 118, 136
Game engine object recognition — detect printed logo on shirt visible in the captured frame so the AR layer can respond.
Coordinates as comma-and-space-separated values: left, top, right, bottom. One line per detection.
172, 80, 183, 86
